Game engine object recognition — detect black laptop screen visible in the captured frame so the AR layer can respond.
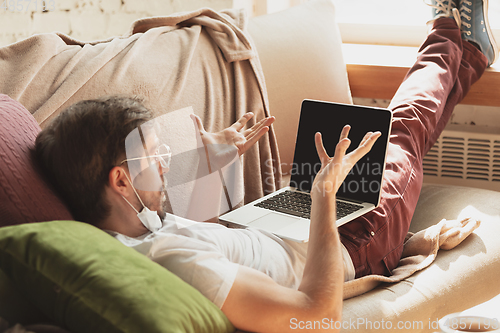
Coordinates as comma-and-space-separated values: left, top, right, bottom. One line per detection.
290, 100, 392, 206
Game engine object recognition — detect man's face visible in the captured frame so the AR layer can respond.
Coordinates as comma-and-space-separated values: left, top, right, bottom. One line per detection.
135, 180, 168, 220
139, 133, 169, 219
124, 126, 171, 220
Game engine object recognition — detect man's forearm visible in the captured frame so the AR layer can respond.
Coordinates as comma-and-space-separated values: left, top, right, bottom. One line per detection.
220, 196, 344, 333
297, 195, 344, 321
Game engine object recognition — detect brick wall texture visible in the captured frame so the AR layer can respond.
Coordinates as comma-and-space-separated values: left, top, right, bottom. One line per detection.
0, 0, 234, 46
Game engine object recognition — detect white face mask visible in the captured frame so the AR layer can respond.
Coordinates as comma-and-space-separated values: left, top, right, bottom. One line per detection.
136, 206, 162, 232
121, 172, 163, 232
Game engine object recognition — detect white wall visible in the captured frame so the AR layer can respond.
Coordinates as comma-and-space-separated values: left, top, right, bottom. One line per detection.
0, 0, 235, 46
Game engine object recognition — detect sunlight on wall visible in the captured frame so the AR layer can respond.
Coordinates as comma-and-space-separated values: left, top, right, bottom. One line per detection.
0, 0, 232, 46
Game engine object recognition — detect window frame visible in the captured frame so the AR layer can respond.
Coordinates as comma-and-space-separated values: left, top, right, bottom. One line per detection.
246, 0, 500, 48
337, 23, 500, 48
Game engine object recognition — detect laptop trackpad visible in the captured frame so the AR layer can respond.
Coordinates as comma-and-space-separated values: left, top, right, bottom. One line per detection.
247, 213, 300, 232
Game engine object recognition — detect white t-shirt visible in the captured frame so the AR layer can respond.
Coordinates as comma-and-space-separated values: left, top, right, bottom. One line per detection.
110, 213, 355, 308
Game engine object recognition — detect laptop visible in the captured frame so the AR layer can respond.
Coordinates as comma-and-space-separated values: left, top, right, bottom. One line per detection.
219, 99, 393, 242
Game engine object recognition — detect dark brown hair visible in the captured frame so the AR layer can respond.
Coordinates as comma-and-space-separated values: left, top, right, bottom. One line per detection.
34, 96, 153, 225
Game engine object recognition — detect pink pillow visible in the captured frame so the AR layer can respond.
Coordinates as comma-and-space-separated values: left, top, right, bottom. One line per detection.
0, 94, 73, 227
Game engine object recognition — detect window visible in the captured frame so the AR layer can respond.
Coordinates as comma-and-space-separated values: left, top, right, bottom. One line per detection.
332, 0, 500, 47
246, 0, 500, 47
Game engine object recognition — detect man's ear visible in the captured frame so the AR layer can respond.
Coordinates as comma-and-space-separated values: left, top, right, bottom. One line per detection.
108, 166, 132, 197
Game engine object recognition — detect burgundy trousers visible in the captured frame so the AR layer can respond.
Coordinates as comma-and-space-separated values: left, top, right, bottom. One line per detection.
338, 18, 488, 278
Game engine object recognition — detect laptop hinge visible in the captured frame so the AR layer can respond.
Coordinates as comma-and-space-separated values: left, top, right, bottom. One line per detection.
337, 196, 364, 204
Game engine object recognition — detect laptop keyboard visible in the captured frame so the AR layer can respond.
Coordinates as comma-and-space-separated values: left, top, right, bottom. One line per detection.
255, 190, 364, 220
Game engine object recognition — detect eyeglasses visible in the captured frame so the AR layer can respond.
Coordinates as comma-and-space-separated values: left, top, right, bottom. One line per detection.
119, 143, 172, 169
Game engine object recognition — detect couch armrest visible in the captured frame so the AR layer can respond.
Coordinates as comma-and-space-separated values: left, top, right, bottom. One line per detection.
248, 0, 352, 177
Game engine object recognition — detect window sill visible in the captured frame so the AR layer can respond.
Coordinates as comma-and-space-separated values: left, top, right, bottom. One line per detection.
343, 44, 500, 107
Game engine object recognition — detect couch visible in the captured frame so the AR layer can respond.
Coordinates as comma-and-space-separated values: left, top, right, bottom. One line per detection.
1, 0, 500, 332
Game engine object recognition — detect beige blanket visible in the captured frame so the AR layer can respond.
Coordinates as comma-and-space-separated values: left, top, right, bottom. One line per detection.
0, 8, 281, 211
343, 217, 481, 299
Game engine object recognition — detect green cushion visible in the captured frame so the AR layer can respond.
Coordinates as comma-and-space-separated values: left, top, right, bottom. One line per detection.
0, 221, 234, 333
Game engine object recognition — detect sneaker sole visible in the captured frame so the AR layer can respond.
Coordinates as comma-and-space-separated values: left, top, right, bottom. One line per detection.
482, 0, 499, 65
